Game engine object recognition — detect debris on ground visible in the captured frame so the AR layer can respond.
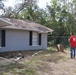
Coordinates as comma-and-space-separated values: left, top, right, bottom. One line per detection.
10, 53, 24, 62
0, 57, 14, 65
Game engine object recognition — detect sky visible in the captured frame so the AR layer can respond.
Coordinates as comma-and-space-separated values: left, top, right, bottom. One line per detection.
4, 0, 21, 7
0, 0, 51, 15
37, 0, 51, 9
4, 0, 51, 9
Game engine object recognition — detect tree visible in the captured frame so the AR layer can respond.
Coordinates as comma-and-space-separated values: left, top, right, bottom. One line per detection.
0, 2, 4, 9
0, 0, 5, 15
46, 0, 65, 36
14, 0, 37, 18
2, 6, 16, 18
17, 2, 47, 25
2, 0, 37, 18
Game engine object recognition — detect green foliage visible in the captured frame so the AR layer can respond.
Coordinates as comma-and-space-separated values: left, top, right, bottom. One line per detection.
2, 0, 76, 45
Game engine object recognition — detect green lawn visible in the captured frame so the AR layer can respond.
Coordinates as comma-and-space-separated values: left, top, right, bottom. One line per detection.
1, 47, 76, 75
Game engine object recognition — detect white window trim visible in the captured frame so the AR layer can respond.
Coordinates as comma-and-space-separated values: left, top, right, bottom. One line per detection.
32, 32, 38, 46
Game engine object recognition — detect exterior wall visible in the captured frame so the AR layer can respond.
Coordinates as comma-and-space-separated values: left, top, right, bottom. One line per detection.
0, 29, 47, 52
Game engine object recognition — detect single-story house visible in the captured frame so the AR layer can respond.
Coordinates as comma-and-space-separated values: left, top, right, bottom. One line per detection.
0, 18, 53, 52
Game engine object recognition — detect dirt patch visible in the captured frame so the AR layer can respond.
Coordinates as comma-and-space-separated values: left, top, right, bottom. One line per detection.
0, 50, 41, 58
0, 57, 14, 65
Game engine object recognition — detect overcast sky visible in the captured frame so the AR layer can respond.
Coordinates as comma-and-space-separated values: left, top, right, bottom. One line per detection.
37, 0, 51, 8
4, 0, 51, 9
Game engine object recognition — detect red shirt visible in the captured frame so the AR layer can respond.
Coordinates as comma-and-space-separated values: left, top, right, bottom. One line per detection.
69, 35, 76, 47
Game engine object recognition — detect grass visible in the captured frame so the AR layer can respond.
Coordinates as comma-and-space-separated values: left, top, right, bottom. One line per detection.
0, 47, 76, 75
0, 63, 36, 75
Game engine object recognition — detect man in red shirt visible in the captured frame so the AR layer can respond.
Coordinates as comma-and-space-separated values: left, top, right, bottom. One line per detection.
68, 33, 76, 58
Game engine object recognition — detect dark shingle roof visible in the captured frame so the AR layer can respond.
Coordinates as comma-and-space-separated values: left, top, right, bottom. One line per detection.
0, 18, 53, 33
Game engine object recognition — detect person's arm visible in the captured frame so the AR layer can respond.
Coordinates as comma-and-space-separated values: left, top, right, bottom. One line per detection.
68, 39, 70, 42
68, 36, 72, 42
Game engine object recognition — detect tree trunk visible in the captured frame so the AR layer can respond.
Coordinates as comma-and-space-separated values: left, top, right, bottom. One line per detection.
57, 44, 64, 52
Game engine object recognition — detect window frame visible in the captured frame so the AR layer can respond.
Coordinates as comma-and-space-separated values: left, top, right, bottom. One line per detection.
32, 32, 38, 46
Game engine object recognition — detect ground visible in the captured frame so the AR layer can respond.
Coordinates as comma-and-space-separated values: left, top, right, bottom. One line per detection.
0, 47, 76, 75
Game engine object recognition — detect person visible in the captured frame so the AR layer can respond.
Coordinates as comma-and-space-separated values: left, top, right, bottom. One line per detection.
68, 33, 76, 58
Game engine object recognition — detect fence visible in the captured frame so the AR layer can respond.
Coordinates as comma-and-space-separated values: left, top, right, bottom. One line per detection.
47, 36, 70, 47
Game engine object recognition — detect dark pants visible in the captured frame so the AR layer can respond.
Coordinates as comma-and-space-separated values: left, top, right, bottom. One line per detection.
70, 47, 75, 58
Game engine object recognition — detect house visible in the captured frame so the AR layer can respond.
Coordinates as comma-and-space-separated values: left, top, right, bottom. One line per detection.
0, 18, 53, 52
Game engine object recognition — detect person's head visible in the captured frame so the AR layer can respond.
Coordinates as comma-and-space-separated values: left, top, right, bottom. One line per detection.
72, 33, 73, 35
71, 33, 74, 36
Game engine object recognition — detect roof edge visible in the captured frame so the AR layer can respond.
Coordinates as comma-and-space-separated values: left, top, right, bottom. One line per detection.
0, 18, 13, 25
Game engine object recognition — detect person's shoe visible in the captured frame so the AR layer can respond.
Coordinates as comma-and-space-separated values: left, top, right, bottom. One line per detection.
70, 56, 73, 59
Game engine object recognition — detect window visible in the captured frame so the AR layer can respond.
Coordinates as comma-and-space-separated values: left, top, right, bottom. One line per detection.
38, 33, 41, 45
29, 31, 41, 46
32, 32, 38, 46
0, 30, 1, 47
0, 30, 5, 47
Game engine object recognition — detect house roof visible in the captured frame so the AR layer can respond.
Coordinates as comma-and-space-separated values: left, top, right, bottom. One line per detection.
0, 18, 12, 27
0, 18, 53, 33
